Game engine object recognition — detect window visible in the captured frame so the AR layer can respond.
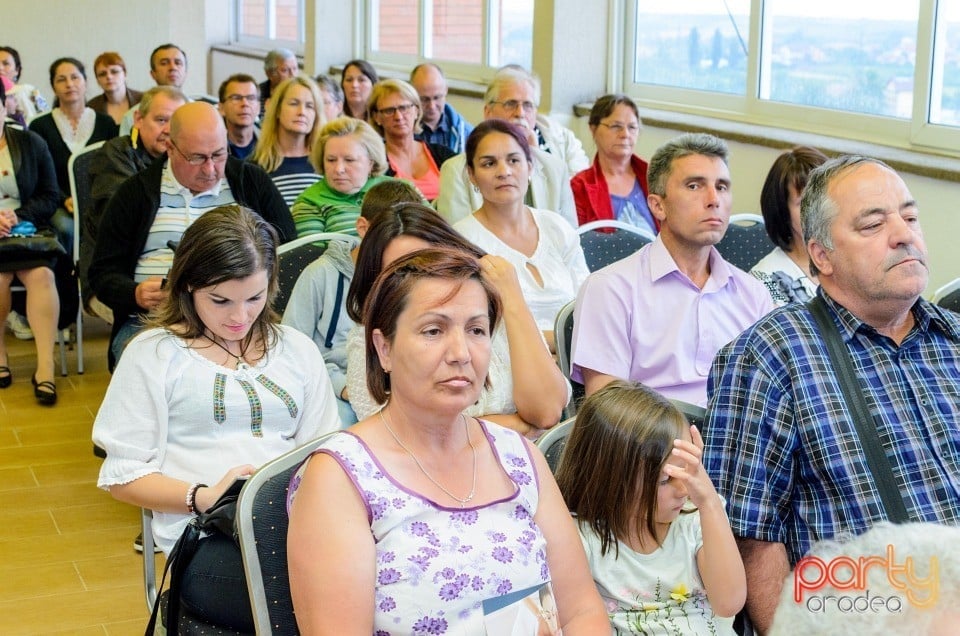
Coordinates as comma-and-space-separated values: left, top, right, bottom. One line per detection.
234, 0, 304, 49
367, 0, 534, 77
624, 0, 960, 155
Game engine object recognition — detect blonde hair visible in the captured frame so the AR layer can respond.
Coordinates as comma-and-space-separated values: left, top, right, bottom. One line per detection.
309, 116, 387, 176
366, 78, 422, 137
251, 74, 325, 174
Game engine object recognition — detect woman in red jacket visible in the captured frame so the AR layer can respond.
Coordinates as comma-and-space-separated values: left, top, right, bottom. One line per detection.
571, 94, 658, 234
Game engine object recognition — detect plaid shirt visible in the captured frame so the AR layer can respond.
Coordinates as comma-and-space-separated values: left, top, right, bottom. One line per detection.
704, 289, 960, 565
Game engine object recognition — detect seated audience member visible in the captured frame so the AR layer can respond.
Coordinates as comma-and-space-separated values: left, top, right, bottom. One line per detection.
250, 75, 324, 207
315, 74, 344, 121
570, 133, 774, 406
2, 76, 25, 127
410, 62, 474, 154
0, 112, 62, 405
0, 46, 48, 123
93, 205, 339, 633
87, 51, 143, 125
769, 523, 960, 635
572, 94, 657, 233
287, 247, 608, 634
119, 43, 188, 135
83, 86, 187, 318
703, 155, 960, 634
556, 381, 745, 634
751, 146, 828, 305
258, 48, 298, 119
283, 180, 424, 426
291, 116, 394, 237
454, 120, 588, 353
340, 59, 378, 120
89, 102, 294, 367
436, 69, 576, 226
367, 79, 455, 202
344, 204, 568, 436
29, 57, 118, 250
217, 73, 259, 159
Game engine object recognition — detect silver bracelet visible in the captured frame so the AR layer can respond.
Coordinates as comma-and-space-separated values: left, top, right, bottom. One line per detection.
185, 482, 207, 514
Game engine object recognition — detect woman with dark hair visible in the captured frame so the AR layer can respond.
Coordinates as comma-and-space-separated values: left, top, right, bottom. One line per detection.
29, 57, 117, 219
92, 205, 339, 631
455, 120, 589, 353
288, 247, 608, 634
87, 51, 143, 125
0, 45, 48, 122
340, 59, 378, 120
751, 146, 829, 305
571, 94, 657, 232
0, 87, 62, 405
344, 203, 569, 437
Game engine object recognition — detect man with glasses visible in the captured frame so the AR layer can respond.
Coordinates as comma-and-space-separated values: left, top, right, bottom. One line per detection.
90, 102, 294, 367
218, 73, 260, 159
436, 66, 579, 226
409, 62, 473, 154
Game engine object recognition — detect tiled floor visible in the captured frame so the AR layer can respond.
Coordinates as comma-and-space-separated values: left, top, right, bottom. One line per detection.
0, 317, 158, 635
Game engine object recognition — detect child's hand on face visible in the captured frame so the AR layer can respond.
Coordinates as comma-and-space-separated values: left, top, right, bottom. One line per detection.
663, 425, 721, 510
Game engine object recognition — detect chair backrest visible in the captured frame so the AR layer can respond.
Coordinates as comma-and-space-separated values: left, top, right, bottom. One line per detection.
275, 233, 359, 315
715, 213, 774, 272
238, 433, 335, 635
670, 398, 707, 433
68, 141, 105, 264
553, 300, 584, 415
933, 277, 960, 314
577, 220, 655, 272
534, 417, 575, 474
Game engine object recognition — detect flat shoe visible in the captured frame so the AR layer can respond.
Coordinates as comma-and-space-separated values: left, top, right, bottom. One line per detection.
31, 374, 57, 406
0, 366, 11, 389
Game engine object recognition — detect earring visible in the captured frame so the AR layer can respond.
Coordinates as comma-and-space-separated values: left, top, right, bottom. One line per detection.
472, 184, 479, 193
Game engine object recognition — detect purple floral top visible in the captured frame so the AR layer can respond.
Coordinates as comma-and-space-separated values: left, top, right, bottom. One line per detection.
288, 421, 550, 635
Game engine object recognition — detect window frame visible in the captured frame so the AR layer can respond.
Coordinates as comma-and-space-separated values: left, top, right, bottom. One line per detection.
231, 0, 306, 53
620, 0, 960, 157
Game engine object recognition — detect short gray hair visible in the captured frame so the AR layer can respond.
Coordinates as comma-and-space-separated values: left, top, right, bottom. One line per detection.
484, 66, 541, 107
800, 155, 893, 276
264, 48, 295, 72
137, 85, 186, 118
646, 133, 729, 197
770, 522, 960, 635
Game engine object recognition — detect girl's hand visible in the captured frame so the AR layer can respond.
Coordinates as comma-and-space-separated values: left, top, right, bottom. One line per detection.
194, 464, 256, 512
663, 425, 721, 510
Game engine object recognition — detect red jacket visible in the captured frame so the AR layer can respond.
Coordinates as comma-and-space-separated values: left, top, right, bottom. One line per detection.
571, 154, 658, 230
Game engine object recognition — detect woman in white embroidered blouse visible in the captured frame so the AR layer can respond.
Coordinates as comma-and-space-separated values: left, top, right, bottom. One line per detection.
92, 205, 339, 632
453, 120, 589, 354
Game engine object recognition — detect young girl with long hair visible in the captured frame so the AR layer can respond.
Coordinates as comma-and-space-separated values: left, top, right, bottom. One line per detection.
555, 381, 745, 634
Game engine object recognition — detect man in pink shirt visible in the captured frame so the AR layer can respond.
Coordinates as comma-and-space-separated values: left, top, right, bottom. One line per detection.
570, 132, 775, 406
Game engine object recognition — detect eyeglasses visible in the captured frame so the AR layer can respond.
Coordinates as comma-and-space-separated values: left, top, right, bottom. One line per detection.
598, 122, 640, 134
489, 99, 538, 113
170, 140, 229, 166
225, 94, 259, 104
420, 94, 446, 105
378, 103, 417, 117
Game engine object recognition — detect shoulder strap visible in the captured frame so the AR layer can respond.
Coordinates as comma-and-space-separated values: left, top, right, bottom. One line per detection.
808, 296, 910, 523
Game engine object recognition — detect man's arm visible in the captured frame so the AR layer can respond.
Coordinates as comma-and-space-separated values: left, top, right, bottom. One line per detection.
738, 538, 790, 635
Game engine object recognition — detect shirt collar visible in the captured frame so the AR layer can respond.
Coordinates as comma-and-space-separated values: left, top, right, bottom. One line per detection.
648, 236, 733, 291
161, 159, 225, 198
818, 288, 960, 343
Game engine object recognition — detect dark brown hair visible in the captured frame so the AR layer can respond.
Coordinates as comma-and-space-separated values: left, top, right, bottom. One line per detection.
364, 247, 502, 403
588, 93, 640, 128
465, 118, 532, 169
150, 205, 280, 350
760, 146, 829, 250
346, 204, 484, 323
360, 180, 425, 223
555, 381, 688, 557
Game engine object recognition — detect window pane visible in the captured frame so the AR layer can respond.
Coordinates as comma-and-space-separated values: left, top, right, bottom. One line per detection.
275, 0, 302, 42
375, 0, 420, 56
633, 0, 750, 94
930, 1, 960, 126
761, 0, 919, 118
431, 1, 483, 63
498, 0, 534, 68
239, 0, 267, 39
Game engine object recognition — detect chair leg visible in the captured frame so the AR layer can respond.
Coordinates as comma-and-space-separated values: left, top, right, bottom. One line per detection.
143, 508, 158, 611
75, 302, 84, 375
58, 328, 67, 377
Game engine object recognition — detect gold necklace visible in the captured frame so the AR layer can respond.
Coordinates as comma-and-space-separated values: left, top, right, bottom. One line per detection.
379, 408, 478, 508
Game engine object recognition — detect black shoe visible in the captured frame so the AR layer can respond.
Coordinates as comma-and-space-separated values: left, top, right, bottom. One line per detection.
0, 366, 10, 389
31, 374, 57, 406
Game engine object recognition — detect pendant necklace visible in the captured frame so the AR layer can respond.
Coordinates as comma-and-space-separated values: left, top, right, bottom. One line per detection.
380, 408, 478, 508
204, 331, 250, 370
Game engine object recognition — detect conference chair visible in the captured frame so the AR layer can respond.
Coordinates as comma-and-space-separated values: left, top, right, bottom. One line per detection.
577, 219, 655, 272
715, 213, 775, 272
275, 233, 359, 316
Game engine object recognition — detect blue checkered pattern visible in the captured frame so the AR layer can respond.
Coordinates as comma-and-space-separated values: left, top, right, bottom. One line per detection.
704, 289, 960, 565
